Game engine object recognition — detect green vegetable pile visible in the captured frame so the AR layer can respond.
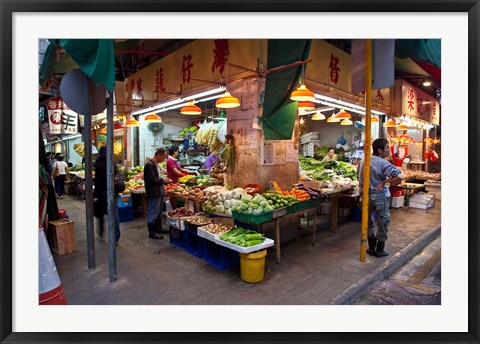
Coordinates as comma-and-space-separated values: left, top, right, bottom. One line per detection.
299, 156, 357, 182
219, 227, 265, 247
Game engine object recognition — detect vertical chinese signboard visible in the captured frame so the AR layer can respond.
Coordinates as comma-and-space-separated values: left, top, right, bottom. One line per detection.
394, 80, 440, 125
47, 96, 78, 134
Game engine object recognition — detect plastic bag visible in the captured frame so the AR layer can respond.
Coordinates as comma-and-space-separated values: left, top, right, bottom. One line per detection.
165, 198, 173, 212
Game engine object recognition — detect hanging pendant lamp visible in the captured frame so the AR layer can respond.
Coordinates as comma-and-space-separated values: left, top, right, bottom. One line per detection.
290, 84, 315, 102
215, 91, 240, 108
424, 137, 433, 143
396, 124, 409, 131
125, 118, 140, 127
340, 118, 353, 126
180, 101, 202, 115
327, 114, 341, 123
144, 113, 162, 123
432, 137, 441, 144
335, 109, 352, 119
383, 119, 397, 127
297, 101, 315, 111
371, 116, 379, 123
311, 112, 326, 120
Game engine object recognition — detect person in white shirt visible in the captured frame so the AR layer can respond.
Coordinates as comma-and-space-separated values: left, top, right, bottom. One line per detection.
52, 155, 69, 199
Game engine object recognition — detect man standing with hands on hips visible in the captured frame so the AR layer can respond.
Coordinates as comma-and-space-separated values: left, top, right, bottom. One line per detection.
144, 148, 171, 240
357, 138, 403, 257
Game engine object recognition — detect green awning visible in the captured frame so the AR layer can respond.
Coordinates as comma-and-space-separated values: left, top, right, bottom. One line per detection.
39, 39, 116, 92
260, 39, 311, 140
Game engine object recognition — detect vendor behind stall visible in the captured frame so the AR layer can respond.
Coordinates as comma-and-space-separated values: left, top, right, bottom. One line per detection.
166, 146, 189, 184
204, 150, 219, 172
322, 147, 338, 162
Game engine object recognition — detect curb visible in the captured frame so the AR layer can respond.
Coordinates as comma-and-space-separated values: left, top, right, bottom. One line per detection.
327, 225, 441, 305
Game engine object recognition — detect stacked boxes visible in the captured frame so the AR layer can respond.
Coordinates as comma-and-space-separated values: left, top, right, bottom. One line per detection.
48, 219, 77, 255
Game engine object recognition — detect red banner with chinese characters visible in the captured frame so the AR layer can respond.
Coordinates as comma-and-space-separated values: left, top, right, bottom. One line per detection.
47, 96, 78, 134
394, 80, 440, 125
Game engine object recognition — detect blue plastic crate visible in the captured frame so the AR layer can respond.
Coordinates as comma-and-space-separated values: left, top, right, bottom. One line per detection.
118, 194, 133, 208
118, 206, 133, 222
169, 225, 185, 249
184, 229, 204, 258
203, 240, 240, 270
352, 206, 376, 222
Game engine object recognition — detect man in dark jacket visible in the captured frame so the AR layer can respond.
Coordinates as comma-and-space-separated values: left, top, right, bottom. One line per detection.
144, 148, 171, 239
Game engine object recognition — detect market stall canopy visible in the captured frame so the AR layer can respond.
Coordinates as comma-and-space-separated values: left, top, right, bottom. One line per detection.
39, 39, 116, 92
260, 39, 311, 140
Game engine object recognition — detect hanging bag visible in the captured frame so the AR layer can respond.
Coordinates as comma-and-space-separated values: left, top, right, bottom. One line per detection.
114, 173, 126, 194
52, 162, 60, 179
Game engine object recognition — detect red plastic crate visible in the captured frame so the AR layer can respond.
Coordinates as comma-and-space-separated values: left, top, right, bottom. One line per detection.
58, 209, 67, 219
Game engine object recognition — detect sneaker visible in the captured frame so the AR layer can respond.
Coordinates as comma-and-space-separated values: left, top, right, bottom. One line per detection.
59, 195, 64, 199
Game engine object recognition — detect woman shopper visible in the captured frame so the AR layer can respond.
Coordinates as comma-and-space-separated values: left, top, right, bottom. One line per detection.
52, 154, 69, 199
357, 138, 403, 258
93, 147, 121, 244
166, 146, 189, 184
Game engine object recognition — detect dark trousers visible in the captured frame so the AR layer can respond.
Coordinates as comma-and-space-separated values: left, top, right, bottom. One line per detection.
54, 174, 66, 196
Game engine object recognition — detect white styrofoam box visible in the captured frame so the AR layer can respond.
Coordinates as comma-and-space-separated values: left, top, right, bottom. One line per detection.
214, 237, 275, 254
409, 193, 435, 209
391, 196, 405, 208
300, 132, 320, 141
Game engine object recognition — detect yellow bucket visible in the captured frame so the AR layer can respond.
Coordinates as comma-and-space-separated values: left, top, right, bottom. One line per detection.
239, 250, 267, 283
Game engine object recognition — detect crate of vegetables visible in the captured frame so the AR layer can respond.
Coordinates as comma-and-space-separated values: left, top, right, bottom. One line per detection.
197, 222, 233, 242
214, 227, 275, 254
183, 215, 213, 233
166, 208, 195, 230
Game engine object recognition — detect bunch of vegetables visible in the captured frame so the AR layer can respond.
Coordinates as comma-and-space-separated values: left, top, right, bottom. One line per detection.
195, 175, 210, 186
219, 227, 265, 247
184, 215, 213, 226
199, 223, 232, 235
178, 175, 195, 184
202, 187, 249, 216
167, 208, 194, 218
261, 191, 299, 209
195, 121, 224, 151
178, 126, 198, 137
164, 183, 180, 192
299, 156, 358, 182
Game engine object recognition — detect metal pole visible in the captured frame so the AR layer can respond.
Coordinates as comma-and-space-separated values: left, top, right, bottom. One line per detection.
85, 79, 95, 269
106, 91, 117, 282
360, 39, 373, 262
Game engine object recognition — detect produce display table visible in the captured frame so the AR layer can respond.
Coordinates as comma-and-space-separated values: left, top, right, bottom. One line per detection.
130, 189, 147, 217
397, 183, 426, 206
232, 204, 317, 264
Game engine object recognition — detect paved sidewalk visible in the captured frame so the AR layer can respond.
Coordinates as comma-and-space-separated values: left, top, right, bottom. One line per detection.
53, 195, 441, 305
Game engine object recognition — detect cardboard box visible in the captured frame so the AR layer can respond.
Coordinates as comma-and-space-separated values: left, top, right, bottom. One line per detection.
48, 219, 77, 255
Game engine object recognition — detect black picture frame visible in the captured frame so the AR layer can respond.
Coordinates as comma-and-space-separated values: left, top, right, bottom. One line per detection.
1, 1, 478, 343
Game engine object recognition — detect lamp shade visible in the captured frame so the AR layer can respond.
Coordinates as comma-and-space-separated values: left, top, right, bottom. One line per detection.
340, 118, 353, 126
297, 101, 315, 111
99, 126, 107, 134
335, 109, 352, 119
432, 137, 441, 144
371, 116, 379, 123
424, 137, 433, 143
311, 112, 325, 120
125, 118, 140, 127
383, 119, 397, 127
180, 101, 202, 115
215, 91, 240, 108
290, 84, 315, 102
144, 113, 162, 123
396, 124, 409, 131
327, 115, 341, 123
